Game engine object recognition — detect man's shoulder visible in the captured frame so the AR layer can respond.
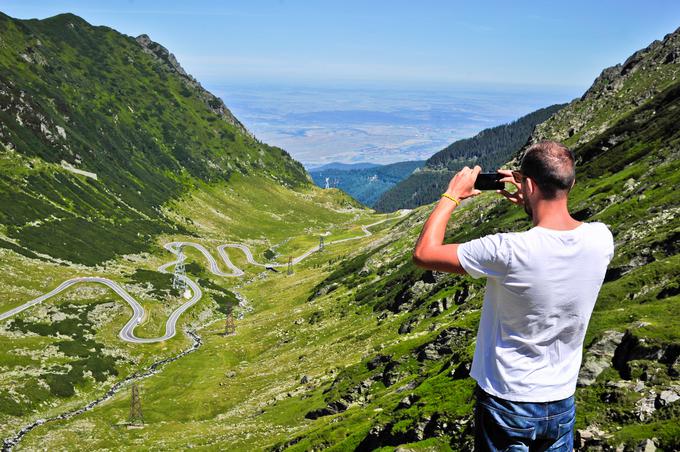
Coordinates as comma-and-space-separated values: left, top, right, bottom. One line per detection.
484, 222, 613, 245
468, 221, 613, 244
467, 230, 521, 246
584, 221, 614, 240
588, 220, 613, 232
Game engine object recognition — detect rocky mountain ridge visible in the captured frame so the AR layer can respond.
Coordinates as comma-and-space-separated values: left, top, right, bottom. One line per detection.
529, 25, 680, 147
135, 33, 251, 137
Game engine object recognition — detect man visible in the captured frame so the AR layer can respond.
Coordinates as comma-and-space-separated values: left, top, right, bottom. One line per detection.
412, 141, 614, 451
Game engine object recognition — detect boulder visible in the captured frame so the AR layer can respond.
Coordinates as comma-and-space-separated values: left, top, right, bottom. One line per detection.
398, 317, 419, 334
304, 398, 351, 419
427, 299, 445, 317
454, 285, 470, 305
395, 381, 417, 393
410, 280, 434, 299
397, 394, 419, 409
414, 327, 472, 362
418, 344, 441, 361
578, 330, 625, 386
366, 354, 391, 371
613, 330, 664, 379
576, 425, 612, 450
634, 391, 657, 421
655, 388, 680, 408
450, 361, 471, 380
636, 438, 657, 452
382, 361, 403, 387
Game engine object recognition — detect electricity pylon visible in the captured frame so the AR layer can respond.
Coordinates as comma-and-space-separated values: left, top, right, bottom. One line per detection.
224, 306, 235, 336
129, 383, 144, 426
318, 236, 324, 252
287, 256, 293, 275
172, 247, 187, 292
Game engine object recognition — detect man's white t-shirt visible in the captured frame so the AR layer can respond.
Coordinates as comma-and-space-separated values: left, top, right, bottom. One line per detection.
457, 222, 614, 402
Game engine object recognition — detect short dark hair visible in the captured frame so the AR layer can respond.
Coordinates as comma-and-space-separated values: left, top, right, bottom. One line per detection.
520, 141, 575, 199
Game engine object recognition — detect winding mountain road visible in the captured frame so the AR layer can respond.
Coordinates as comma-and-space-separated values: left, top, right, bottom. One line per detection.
0, 209, 410, 343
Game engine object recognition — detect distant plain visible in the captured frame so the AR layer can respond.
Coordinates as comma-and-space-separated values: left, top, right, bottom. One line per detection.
211, 82, 581, 167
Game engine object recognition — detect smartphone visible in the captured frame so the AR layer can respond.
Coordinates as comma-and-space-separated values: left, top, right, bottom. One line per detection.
474, 172, 504, 190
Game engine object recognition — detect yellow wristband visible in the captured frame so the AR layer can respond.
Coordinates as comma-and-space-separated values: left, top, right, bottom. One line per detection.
441, 193, 460, 207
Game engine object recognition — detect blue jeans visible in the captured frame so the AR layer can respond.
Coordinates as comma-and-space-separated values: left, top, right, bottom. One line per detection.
474, 384, 576, 452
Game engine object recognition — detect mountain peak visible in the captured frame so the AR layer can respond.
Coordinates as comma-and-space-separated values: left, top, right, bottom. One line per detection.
583, 25, 680, 102
530, 26, 680, 148
135, 33, 251, 136
136, 34, 192, 79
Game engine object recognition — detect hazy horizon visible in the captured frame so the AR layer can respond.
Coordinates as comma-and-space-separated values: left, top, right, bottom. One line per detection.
209, 80, 580, 166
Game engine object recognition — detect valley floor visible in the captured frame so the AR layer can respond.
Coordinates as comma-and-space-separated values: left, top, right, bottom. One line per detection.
0, 175, 407, 449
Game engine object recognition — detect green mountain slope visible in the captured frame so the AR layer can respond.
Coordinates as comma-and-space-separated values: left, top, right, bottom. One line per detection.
374, 104, 565, 212
0, 12, 309, 265
17, 76, 678, 447
1, 12, 679, 452
0, 11, 382, 442
310, 160, 425, 207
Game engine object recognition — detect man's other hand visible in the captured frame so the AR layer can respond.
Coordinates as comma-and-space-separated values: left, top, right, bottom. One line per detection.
446, 165, 482, 200
496, 169, 525, 206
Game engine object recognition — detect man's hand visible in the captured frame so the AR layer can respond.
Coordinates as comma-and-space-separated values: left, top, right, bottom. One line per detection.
496, 169, 524, 206
446, 165, 482, 200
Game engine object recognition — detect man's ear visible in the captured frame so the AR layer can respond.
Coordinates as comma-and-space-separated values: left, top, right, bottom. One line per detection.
525, 177, 536, 195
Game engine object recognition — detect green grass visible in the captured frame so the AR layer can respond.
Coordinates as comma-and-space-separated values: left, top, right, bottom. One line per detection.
0, 166, 405, 445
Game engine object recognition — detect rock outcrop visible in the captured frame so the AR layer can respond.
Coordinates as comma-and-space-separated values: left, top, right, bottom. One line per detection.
578, 330, 624, 386
529, 26, 680, 147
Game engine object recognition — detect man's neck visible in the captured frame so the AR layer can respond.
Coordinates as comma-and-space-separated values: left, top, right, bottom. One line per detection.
531, 198, 582, 231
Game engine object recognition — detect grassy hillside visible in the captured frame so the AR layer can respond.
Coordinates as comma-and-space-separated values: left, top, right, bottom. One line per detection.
0, 12, 309, 265
275, 38, 680, 450
0, 10, 384, 445
0, 169, 382, 441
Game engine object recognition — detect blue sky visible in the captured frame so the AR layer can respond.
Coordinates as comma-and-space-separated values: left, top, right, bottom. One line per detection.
1, 0, 679, 88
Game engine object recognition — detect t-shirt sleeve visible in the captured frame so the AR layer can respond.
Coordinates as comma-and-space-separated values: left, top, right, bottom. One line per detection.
602, 223, 615, 263
456, 233, 511, 279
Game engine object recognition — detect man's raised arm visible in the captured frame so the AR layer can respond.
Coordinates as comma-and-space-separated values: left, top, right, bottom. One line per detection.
412, 165, 482, 274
